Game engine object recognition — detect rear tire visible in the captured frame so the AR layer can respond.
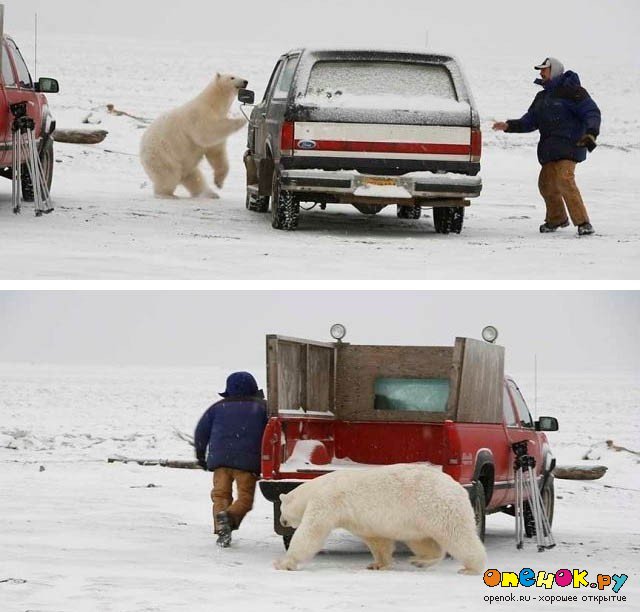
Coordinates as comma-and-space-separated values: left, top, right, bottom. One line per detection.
271, 172, 300, 230
397, 204, 422, 219
21, 138, 54, 202
433, 206, 464, 234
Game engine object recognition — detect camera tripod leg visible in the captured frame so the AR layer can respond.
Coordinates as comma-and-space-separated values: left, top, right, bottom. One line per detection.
11, 131, 21, 214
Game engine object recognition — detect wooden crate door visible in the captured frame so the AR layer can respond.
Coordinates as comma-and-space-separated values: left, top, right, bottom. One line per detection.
266, 335, 336, 415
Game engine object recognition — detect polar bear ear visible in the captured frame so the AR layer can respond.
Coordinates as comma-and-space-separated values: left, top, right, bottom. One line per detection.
215, 72, 221, 80
279, 493, 285, 501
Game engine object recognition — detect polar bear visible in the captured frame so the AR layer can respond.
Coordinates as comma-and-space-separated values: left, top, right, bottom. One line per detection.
274, 464, 487, 574
139, 73, 248, 199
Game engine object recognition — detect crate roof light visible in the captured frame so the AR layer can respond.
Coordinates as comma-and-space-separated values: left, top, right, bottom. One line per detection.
482, 325, 499, 344
330, 323, 347, 342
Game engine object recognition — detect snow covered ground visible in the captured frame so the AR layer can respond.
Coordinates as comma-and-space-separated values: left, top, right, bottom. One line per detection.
1, 363, 638, 611
1, 34, 639, 279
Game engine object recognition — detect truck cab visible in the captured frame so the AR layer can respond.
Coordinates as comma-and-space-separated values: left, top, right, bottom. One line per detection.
258, 333, 558, 547
240, 49, 482, 232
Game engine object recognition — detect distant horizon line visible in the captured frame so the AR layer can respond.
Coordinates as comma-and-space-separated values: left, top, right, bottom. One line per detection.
0, 360, 636, 378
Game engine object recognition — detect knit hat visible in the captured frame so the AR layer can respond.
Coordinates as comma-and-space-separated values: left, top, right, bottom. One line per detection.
219, 371, 260, 398
534, 57, 565, 79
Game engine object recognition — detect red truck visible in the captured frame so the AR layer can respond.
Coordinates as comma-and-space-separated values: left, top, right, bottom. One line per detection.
0, 33, 58, 199
258, 334, 558, 548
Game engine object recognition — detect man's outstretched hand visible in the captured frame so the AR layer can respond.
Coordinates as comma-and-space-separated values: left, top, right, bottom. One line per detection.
577, 133, 597, 152
492, 122, 508, 131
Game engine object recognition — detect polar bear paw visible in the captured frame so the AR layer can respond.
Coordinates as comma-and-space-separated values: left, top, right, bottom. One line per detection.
458, 567, 483, 575
366, 562, 391, 570
274, 557, 298, 571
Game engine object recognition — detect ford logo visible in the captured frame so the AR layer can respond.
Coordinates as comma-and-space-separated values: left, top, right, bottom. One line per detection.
298, 140, 317, 150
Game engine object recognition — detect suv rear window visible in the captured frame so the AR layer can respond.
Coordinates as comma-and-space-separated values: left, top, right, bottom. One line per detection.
304, 60, 458, 108
374, 377, 450, 412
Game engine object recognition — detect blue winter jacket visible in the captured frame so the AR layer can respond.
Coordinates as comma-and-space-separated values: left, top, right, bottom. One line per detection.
194, 396, 268, 473
506, 71, 601, 165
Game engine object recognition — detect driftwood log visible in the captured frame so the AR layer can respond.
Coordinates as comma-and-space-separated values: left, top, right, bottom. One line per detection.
553, 464, 608, 480
53, 128, 108, 145
108, 456, 202, 469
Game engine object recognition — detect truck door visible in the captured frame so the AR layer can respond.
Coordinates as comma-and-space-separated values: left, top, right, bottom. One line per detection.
264, 54, 299, 164
253, 59, 284, 163
503, 379, 541, 505
4, 39, 40, 135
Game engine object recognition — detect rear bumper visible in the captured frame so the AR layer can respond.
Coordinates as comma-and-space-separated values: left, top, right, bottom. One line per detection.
259, 479, 304, 502
278, 169, 482, 205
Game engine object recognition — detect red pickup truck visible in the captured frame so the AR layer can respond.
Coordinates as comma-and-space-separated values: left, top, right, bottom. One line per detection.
0, 34, 58, 200
258, 334, 558, 548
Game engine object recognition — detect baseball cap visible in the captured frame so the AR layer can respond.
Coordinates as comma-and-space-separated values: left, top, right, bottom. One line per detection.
534, 58, 553, 70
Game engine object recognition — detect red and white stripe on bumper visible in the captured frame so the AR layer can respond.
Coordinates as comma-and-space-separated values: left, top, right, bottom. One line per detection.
293, 122, 472, 162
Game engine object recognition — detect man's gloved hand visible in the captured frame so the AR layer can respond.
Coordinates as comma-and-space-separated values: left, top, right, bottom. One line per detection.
577, 133, 597, 152
196, 454, 207, 470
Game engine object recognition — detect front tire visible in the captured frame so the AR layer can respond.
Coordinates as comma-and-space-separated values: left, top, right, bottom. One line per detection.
524, 475, 554, 538
433, 206, 464, 234
21, 138, 54, 202
246, 191, 270, 212
397, 204, 422, 219
271, 172, 300, 230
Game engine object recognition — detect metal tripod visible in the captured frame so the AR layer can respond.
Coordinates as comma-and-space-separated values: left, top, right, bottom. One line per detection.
512, 440, 555, 552
10, 101, 52, 216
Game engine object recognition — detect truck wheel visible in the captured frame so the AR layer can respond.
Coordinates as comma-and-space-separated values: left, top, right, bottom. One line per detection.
21, 138, 54, 202
245, 192, 270, 213
433, 206, 464, 234
271, 173, 300, 230
470, 481, 487, 542
524, 475, 554, 538
283, 533, 293, 550
397, 204, 421, 219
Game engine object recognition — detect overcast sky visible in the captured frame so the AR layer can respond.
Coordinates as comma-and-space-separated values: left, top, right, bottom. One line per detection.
0, 292, 638, 375
5, 0, 639, 62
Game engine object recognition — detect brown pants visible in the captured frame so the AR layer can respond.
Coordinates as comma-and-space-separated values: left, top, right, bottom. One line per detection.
538, 160, 590, 226
211, 468, 258, 533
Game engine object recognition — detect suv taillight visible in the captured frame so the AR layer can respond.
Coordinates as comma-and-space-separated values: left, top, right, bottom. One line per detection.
471, 128, 482, 162
281, 121, 294, 155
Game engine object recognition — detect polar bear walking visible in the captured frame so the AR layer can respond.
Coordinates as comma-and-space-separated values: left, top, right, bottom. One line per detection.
275, 464, 487, 574
140, 73, 248, 199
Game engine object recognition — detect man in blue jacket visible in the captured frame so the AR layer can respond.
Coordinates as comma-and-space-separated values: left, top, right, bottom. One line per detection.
493, 57, 601, 236
194, 371, 268, 547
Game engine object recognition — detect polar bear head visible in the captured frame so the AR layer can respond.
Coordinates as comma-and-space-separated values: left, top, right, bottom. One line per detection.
200, 73, 249, 111
214, 73, 249, 94
279, 487, 311, 529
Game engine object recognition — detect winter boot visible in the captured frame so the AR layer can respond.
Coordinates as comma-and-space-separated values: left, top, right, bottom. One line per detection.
539, 220, 570, 233
216, 511, 232, 548
578, 222, 594, 236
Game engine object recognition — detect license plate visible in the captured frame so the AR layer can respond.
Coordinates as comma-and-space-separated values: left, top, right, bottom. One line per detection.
363, 176, 396, 187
